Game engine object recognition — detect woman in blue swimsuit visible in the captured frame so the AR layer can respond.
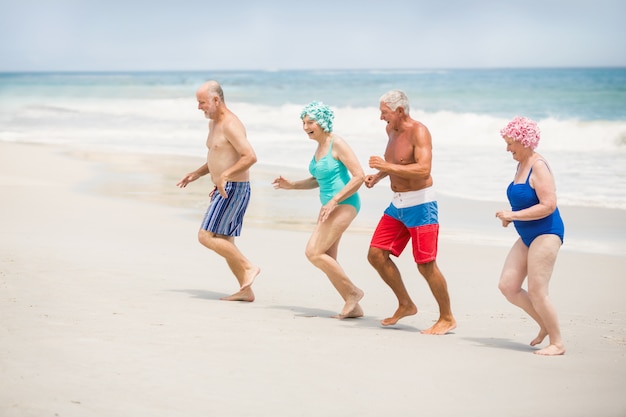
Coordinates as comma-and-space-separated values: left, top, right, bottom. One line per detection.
273, 101, 365, 318
495, 116, 566, 356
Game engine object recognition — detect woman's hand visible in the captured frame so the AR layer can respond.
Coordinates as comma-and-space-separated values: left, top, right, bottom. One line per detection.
272, 175, 293, 190
495, 210, 514, 227
319, 200, 338, 222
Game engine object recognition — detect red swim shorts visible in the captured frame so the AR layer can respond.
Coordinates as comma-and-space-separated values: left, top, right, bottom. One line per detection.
370, 214, 439, 264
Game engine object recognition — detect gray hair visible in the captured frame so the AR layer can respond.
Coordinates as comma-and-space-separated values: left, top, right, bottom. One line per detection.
203, 80, 225, 102
380, 90, 410, 114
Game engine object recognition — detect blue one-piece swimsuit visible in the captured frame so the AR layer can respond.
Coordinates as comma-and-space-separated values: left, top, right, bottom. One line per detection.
507, 163, 564, 247
309, 139, 361, 213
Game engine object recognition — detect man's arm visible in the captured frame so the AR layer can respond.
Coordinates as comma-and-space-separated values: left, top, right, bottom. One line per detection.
221, 119, 257, 182
176, 163, 209, 188
369, 125, 432, 180
211, 118, 257, 197
364, 170, 388, 188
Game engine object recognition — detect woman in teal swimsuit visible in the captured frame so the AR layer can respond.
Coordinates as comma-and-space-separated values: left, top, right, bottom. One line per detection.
495, 116, 566, 356
273, 101, 365, 318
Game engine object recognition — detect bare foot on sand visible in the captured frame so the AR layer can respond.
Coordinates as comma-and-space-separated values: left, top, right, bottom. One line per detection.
220, 287, 255, 302
381, 303, 418, 326
240, 266, 261, 291
338, 288, 364, 317
530, 329, 548, 346
535, 344, 566, 356
421, 317, 457, 335
333, 303, 364, 319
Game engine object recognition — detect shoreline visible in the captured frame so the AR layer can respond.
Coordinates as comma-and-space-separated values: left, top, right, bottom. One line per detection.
1, 141, 625, 416
61, 142, 626, 257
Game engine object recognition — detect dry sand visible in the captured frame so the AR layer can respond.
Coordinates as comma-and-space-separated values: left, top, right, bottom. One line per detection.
1, 142, 625, 417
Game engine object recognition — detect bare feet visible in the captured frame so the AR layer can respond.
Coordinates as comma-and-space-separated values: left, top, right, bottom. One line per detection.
381, 303, 418, 326
334, 303, 364, 319
421, 317, 457, 335
339, 288, 364, 317
220, 287, 255, 302
240, 266, 261, 291
530, 329, 548, 346
530, 328, 565, 355
535, 344, 566, 356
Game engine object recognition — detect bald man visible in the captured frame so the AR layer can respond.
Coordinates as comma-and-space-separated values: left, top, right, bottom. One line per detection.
177, 81, 260, 301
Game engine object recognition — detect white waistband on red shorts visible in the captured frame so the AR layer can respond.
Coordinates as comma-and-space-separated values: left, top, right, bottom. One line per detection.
392, 186, 436, 208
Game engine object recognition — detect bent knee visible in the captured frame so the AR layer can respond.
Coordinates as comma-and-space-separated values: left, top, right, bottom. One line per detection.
367, 247, 386, 266
304, 246, 321, 263
198, 230, 214, 246
498, 280, 521, 298
417, 261, 436, 276
527, 287, 548, 303
497, 281, 510, 296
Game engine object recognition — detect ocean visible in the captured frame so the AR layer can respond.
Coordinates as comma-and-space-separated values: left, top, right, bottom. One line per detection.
1, 69, 625, 254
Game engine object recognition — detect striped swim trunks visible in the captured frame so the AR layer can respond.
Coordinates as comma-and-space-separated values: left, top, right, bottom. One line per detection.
200, 181, 251, 237
370, 187, 440, 264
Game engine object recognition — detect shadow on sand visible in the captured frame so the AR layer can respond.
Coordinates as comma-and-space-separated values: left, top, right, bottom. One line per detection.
171, 290, 424, 333
464, 337, 537, 353
169, 289, 230, 300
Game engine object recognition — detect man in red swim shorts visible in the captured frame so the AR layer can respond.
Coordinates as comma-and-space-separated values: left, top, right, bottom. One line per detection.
366, 90, 456, 335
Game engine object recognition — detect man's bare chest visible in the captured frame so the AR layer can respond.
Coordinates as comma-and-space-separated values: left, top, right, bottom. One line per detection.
385, 137, 415, 164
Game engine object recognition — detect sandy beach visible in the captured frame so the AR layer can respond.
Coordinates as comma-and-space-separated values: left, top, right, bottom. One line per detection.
1, 141, 625, 417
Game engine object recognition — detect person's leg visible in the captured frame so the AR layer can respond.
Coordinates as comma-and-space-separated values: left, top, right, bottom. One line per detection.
198, 231, 260, 302
527, 234, 565, 355
368, 215, 415, 325
417, 260, 456, 334
306, 205, 363, 318
406, 223, 455, 334
368, 246, 417, 325
198, 182, 259, 300
498, 238, 547, 332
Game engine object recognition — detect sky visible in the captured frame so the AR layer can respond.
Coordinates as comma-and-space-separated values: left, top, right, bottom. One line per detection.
1, 0, 625, 72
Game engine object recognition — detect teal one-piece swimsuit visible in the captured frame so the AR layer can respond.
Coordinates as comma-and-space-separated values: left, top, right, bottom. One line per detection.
309, 139, 361, 213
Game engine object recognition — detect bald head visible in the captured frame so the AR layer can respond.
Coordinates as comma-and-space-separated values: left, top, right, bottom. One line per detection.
198, 80, 225, 102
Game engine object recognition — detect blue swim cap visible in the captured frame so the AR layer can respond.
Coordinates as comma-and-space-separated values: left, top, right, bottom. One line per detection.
300, 101, 334, 133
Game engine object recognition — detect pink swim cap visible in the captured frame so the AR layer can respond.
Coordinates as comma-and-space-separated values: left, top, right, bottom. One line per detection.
500, 116, 541, 150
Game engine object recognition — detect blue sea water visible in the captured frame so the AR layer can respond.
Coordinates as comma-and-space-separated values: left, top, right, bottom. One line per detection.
1, 68, 625, 208
2, 68, 625, 119
1, 68, 625, 255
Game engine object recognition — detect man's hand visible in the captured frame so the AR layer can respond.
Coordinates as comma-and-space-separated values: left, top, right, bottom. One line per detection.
369, 155, 386, 171
364, 174, 380, 189
217, 175, 228, 198
176, 173, 198, 188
